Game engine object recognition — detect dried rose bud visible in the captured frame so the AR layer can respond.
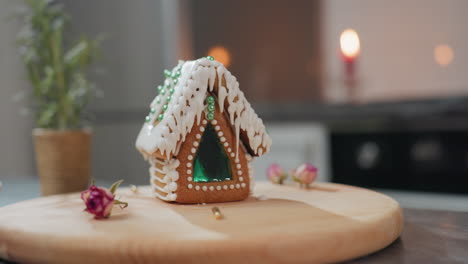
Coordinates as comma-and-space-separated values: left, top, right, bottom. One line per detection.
266, 163, 288, 184
81, 185, 115, 219
291, 163, 318, 188
81, 180, 127, 219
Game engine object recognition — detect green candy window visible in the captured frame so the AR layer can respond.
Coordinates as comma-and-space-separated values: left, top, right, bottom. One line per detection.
193, 123, 232, 183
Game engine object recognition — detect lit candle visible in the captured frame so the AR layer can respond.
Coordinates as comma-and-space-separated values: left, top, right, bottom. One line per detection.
340, 29, 360, 100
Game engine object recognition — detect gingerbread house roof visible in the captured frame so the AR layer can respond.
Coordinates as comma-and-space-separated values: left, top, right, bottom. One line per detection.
136, 57, 272, 159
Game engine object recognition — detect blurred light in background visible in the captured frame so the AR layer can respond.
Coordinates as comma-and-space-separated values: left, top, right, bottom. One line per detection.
340, 29, 360, 60
207, 46, 231, 67
434, 44, 454, 67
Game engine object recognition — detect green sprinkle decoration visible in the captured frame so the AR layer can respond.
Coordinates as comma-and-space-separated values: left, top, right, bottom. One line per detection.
145, 116, 151, 122
157, 85, 162, 91
150, 108, 156, 114
170, 88, 175, 95
160, 89, 166, 95
175, 70, 181, 77
174, 79, 178, 85
164, 69, 171, 77
166, 95, 172, 102
206, 96, 215, 104
207, 112, 215, 120
165, 83, 171, 89
157, 114, 164, 121
156, 96, 161, 104
207, 56, 214, 61
163, 104, 168, 111
207, 104, 215, 111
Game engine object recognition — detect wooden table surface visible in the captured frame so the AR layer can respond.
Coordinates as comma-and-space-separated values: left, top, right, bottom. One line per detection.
350, 208, 468, 263
1, 207, 467, 263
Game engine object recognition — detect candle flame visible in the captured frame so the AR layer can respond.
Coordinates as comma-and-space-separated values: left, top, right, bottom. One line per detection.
340, 29, 360, 59
434, 44, 454, 67
207, 46, 231, 67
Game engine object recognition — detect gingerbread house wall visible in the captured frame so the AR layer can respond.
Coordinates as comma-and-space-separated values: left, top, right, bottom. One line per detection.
150, 108, 253, 203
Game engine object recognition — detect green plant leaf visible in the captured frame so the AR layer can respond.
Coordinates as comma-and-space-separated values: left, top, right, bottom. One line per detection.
37, 102, 57, 128
109, 179, 124, 195
16, 0, 101, 129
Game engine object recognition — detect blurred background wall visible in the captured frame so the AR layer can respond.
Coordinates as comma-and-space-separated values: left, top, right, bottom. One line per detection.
323, 0, 468, 103
0, 1, 34, 178
1, 0, 467, 190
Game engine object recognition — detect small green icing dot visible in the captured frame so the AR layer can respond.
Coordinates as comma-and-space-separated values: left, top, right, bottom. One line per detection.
166, 95, 172, 102
157, 114, 164, 121
175, 70, 181, 77
165, 83, 171, 89
160, 89, 166, 95
207, 56, 214, 61
170, 88, 175, 95
207, 112, 215, 120
150, 108, 156, 114
163, 104, 168, 111
156, 96, 161, 104
164, 69, 171, 77
145, 116, 151, 122
207, 104, 215, 111
174, 79, 178, 85
206, 96, 215, 104
157, 85, 162, 91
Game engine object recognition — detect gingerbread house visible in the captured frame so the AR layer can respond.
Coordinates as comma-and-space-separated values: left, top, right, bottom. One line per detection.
136, 57, 272, 203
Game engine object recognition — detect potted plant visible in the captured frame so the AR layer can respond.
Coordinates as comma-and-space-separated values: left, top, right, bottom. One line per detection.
17, 0, 101, 195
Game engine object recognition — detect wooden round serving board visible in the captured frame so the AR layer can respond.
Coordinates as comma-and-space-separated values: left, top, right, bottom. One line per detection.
0, 182, 403, 264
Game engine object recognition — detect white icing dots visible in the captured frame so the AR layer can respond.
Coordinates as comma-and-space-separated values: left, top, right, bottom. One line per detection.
199, 126, 205, 132
220, 137, 226, 143
188, 177, 192, 182
217, 131, 223, 137
187, 169, 192, 174
188, 184, 193, 189
239, 177, 244, 182
227, 148, 232, 153
235, 184, 240, 189
230, 184, 234, 189
241, 183, 246, 188
195, 185, 200, 190
216, 186, 221, 191
237, 170, 242, 176
236, 164, 241, 169
230, 152, 235, 158
202, 120, 207, 125
215, 125, 220, 131
188, 155, 193, 160
209, 186, 214, 191
191, 148, 196, 154
211, 120, 218, 125
193, 141, 199, 147
196, 134, 201, 139
202, 186, 207, 191
235, 158, 239, 163
186, 162, 192, 168
223, 185, 228, 190
224, 142, 228, 147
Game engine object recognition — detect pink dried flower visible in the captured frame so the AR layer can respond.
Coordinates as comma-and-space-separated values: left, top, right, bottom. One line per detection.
267, 163, 288, 184
81, 180, 127, 219
291, 163, 318, 188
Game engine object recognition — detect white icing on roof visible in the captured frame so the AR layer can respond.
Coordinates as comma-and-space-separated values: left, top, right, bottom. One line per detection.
136, 58, 272, 159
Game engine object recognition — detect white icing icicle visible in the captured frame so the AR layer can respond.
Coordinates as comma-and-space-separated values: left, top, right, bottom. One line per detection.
136, 58, 272, 159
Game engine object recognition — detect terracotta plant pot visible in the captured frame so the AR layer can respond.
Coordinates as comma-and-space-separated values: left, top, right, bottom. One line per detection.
33, 129, 92, 196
